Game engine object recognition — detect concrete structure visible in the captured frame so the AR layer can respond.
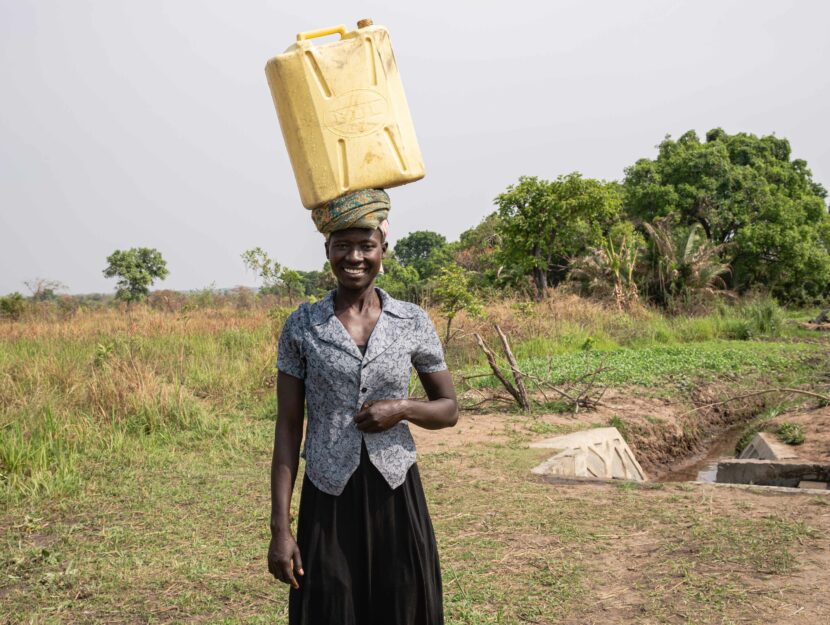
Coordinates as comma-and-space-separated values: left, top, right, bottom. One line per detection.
738, 432, 799, 461
530, 427, 647, 482
716, 459, 830, 488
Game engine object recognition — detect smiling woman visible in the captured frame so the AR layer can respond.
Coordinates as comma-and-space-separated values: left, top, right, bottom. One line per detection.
268, 189, 458, 625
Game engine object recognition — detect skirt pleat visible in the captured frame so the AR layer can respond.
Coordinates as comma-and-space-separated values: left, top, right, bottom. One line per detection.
288, 440, 443, 625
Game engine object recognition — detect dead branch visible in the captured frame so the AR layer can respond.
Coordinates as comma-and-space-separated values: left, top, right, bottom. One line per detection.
460, 394, 516, 411
680, 387, 830, 418
474, 332, 530, 411
495, 324, 531, 410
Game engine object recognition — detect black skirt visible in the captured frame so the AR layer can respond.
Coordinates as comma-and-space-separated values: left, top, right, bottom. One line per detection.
288, 440, 444, 625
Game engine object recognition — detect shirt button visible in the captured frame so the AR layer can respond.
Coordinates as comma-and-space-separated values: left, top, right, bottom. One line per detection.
361, 387, 368, 393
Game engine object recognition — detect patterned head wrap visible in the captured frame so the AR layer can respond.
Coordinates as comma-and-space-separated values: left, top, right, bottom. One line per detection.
312, 189, 390, 237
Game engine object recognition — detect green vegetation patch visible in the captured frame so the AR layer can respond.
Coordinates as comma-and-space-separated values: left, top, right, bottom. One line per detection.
464, 340, 820, 389
776, 422, 806, 445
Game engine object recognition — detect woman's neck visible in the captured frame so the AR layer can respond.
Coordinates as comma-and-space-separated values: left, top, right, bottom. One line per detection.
333, 282, 380, 315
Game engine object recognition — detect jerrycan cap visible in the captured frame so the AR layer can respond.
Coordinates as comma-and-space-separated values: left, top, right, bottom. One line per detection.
357, 18, 374, 28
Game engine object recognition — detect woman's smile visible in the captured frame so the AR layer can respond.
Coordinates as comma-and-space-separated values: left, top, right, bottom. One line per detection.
326, 228, 387, 288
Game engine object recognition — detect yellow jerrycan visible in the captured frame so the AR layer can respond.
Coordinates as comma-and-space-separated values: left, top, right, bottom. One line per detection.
265, 19, 425, 209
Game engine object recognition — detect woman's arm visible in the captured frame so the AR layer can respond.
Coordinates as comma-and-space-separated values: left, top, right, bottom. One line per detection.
267, 371, 305, 588
354, 369, 458, 432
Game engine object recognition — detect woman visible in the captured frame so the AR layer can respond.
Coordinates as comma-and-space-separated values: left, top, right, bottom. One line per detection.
268, 189, 458, 625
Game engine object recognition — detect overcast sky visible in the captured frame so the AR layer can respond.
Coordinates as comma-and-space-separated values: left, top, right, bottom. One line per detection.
2, 0, 828, 295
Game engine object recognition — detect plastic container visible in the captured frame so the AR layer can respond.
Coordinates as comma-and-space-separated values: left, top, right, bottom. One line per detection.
265, 19, 425, 209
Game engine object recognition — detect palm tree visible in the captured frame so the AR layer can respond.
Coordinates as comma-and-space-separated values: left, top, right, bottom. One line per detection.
642, 217, 733, 309
568, 233, 641, 311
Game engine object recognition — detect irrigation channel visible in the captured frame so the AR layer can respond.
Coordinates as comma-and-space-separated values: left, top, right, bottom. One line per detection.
657, 424, 747, 483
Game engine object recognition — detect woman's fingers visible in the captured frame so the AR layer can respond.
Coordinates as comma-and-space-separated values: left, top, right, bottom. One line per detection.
279, 552, 299, 588
293, 544, 305, 578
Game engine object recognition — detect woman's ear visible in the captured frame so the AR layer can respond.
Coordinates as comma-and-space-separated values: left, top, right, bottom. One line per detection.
324, 240, 330, 260
382, 241, 388, 255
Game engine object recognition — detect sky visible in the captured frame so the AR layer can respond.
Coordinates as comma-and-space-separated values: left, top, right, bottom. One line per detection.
1, 0, 829, 295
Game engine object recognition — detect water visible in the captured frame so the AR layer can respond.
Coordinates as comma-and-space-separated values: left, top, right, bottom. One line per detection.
658, 424, 746, 483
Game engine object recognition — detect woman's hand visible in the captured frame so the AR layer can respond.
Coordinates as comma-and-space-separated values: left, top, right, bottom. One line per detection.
268, 531, 304, 589
354, 399, 407, 432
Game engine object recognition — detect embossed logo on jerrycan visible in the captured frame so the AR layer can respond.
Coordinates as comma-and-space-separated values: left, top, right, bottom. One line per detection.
265, 19, 425, 209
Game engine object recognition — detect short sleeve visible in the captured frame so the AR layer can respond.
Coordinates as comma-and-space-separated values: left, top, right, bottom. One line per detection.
411, 309, 448, 374
277, 308, 306, 380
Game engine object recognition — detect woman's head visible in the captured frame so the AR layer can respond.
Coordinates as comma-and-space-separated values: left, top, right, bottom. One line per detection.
325, 227, 388, 290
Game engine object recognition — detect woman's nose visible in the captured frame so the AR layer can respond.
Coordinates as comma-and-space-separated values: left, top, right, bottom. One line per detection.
345, 247, 363, 262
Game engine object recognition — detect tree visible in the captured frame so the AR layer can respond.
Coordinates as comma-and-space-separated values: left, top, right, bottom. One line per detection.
24, 277, 67, 301
297, 265, 336, 298
641, 217, 732, 309
376, 254, 422, 302
281, 269, 305, 304
394, 231, 451, 280
454, 212, 507, 287
103, 248, 169, 303
241, 247, 283, 293
495, 174, 622, 299
569, 222, 643, 310
432, 263, 483, 344
623, 129, 830, 302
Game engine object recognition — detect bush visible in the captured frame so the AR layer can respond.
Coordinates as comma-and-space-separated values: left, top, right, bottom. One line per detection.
741, 296, 784, 337
776, 422, 805, 445
0, 292, 25, 320
719, 318, 751, 341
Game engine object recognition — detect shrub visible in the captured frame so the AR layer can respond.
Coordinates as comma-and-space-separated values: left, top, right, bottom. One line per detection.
741, 296, 784, 337
0, 292, 25, 320
776, 422, 805, 445
719, 318, 751, 341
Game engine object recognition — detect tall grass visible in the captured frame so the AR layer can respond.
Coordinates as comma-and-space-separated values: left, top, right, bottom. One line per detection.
0, 307, 280, 502
0, 292, 822, 502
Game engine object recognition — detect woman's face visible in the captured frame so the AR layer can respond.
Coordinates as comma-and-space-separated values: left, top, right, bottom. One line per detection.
325, 228, 387, 290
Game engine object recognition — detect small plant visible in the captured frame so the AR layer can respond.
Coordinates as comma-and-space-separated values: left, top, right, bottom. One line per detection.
776, 422, 805, 445
608, 415, 628, 437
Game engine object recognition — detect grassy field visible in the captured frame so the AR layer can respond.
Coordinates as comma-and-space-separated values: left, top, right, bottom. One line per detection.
2, 295, 829, 623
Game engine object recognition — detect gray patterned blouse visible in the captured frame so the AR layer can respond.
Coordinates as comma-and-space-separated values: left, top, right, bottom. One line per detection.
277, 287, 447, 496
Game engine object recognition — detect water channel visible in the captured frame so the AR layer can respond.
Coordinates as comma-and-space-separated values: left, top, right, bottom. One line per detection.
658, 423, 747, 483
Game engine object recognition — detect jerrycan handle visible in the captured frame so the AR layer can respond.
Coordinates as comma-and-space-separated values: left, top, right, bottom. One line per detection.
296, 25, 347, 43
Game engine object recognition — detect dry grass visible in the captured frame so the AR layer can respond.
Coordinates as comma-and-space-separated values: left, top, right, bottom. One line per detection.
2, 296, 830, 623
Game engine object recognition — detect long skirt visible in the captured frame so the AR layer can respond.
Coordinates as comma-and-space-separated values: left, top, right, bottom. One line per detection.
288, 440, 444, 625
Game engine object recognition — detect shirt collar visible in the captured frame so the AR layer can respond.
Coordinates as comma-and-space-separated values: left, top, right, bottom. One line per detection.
309, 287, 414, 326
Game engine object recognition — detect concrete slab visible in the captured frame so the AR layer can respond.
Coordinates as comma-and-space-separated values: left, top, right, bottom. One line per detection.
530, 427, 647, 481
738, 432, 799, 461
798, 480, 829, 490
716, 459, 830, 487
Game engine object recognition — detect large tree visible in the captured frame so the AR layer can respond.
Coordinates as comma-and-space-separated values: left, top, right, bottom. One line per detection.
103, 248, 169, 303
393, 230, 450, 280
624, 129, 830, 301
495, 174, 622, 299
